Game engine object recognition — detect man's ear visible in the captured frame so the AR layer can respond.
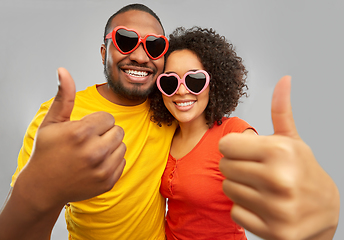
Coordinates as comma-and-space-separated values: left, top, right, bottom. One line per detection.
101, 44, 106, 65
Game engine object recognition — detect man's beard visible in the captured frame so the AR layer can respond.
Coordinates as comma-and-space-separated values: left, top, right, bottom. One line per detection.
104, 64, 154, 101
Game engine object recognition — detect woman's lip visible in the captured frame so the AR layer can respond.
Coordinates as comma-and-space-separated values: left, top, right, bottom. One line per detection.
173, 100, 196, 111
174, 100, 196, 106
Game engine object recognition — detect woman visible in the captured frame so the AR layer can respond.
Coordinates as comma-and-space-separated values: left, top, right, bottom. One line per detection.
150, 26, 257, 239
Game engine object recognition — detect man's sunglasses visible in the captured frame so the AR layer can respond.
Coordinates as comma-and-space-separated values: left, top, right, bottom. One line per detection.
157, 70, 210, 97
105, 26, 169, 60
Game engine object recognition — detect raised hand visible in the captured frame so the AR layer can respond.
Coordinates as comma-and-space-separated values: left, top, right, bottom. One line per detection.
219, 76, 340, 240
0, 68, 126, 240
24, 67, 126, 208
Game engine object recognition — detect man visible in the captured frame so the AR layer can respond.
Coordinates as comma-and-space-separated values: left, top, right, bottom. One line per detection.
0, 3, 339, 240
0, 68, 127, 240
2, 3, 176, 240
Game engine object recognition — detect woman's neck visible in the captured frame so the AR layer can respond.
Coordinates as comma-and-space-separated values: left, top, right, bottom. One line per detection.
177, 117, 209, 140
170, 115, 209, 159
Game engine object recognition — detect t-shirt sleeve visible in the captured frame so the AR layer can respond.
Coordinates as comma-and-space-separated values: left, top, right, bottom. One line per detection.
10, 101, 52, 187
222, 117, 258, 135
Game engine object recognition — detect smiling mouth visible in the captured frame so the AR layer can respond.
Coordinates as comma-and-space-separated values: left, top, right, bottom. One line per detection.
175, 101, 195, 107
125, 69, 149, 77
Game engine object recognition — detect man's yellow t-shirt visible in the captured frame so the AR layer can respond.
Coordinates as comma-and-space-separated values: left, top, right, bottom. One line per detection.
11, 84, 176, 240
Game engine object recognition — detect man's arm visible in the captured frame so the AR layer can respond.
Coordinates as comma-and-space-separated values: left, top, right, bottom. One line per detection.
219, 76, 340, 240
0, 187, 64, 240
0, 68, 126, 240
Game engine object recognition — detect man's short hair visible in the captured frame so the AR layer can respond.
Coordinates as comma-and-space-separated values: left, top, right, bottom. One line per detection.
103, 3, 164, 43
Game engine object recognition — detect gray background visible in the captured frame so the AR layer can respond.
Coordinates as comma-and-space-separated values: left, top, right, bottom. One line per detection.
0, 0, 343, 239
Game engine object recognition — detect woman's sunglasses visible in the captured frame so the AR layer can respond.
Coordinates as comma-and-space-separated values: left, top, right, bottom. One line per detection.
105, 26, 169, 60
157, 70, 210, 97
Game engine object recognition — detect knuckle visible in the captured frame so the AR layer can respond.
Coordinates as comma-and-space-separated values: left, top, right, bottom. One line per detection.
114, 125, 125, 140
68, 122, 94, 143
268, 138, 295, 159
97, 111, 115, 124
82, 146, 107, 166
94, 166, 116, 187
266, 170, 296, 197
118, 142, 127, 156
109, 144, 126, 167
95, 168, 110, 182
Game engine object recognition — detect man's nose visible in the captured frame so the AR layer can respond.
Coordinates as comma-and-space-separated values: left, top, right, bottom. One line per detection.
129, 43, 150, 63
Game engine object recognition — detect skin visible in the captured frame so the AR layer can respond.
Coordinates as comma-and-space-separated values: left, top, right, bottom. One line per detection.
219, 76, 340, 240
99, 10, 165, 106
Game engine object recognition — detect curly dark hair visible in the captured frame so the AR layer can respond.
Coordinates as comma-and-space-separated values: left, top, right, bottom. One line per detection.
149, 26, 248, 127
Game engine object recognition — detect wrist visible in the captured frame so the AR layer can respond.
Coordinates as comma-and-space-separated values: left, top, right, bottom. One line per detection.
0, 173, 64, 240
13, 167, 65, 216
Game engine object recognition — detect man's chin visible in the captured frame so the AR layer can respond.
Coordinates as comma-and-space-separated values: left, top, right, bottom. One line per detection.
104, 69, 154, 101
114, 85, 154, 101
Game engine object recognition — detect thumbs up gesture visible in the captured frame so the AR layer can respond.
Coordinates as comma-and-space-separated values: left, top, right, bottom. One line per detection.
0, 68, 126, 240
18, 68, 126, 210
219, 76, 340, 240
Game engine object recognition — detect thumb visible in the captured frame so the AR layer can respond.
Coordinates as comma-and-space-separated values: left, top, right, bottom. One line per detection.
271, 75, 299, 139
40, 68, 76, 128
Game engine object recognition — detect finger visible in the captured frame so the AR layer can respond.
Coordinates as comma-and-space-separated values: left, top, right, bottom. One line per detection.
107, 144, 126, 183
95, 124, 125, 154
271, 76, 299, 139
78, 111, 117, 137
99, 143, 126, 192
83, 124, 124, 170
222, 179, 263, 215
40, 68, 76, 128
219, 158, 266, 188
230, 204, 269, 239
219, 133, 271, 161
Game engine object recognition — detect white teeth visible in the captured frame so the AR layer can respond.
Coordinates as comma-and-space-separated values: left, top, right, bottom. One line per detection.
125, 69, 148, 77
176, 101, 194, 107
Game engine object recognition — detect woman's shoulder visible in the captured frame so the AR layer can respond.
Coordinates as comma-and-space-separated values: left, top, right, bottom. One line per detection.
218, 116, 255, 134
220, 116, 248, 125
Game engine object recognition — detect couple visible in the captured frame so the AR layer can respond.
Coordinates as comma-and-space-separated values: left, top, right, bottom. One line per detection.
0, 3, 339, 240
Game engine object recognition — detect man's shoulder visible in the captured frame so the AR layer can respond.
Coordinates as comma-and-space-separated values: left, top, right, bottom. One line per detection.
76, 84, 101, 96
